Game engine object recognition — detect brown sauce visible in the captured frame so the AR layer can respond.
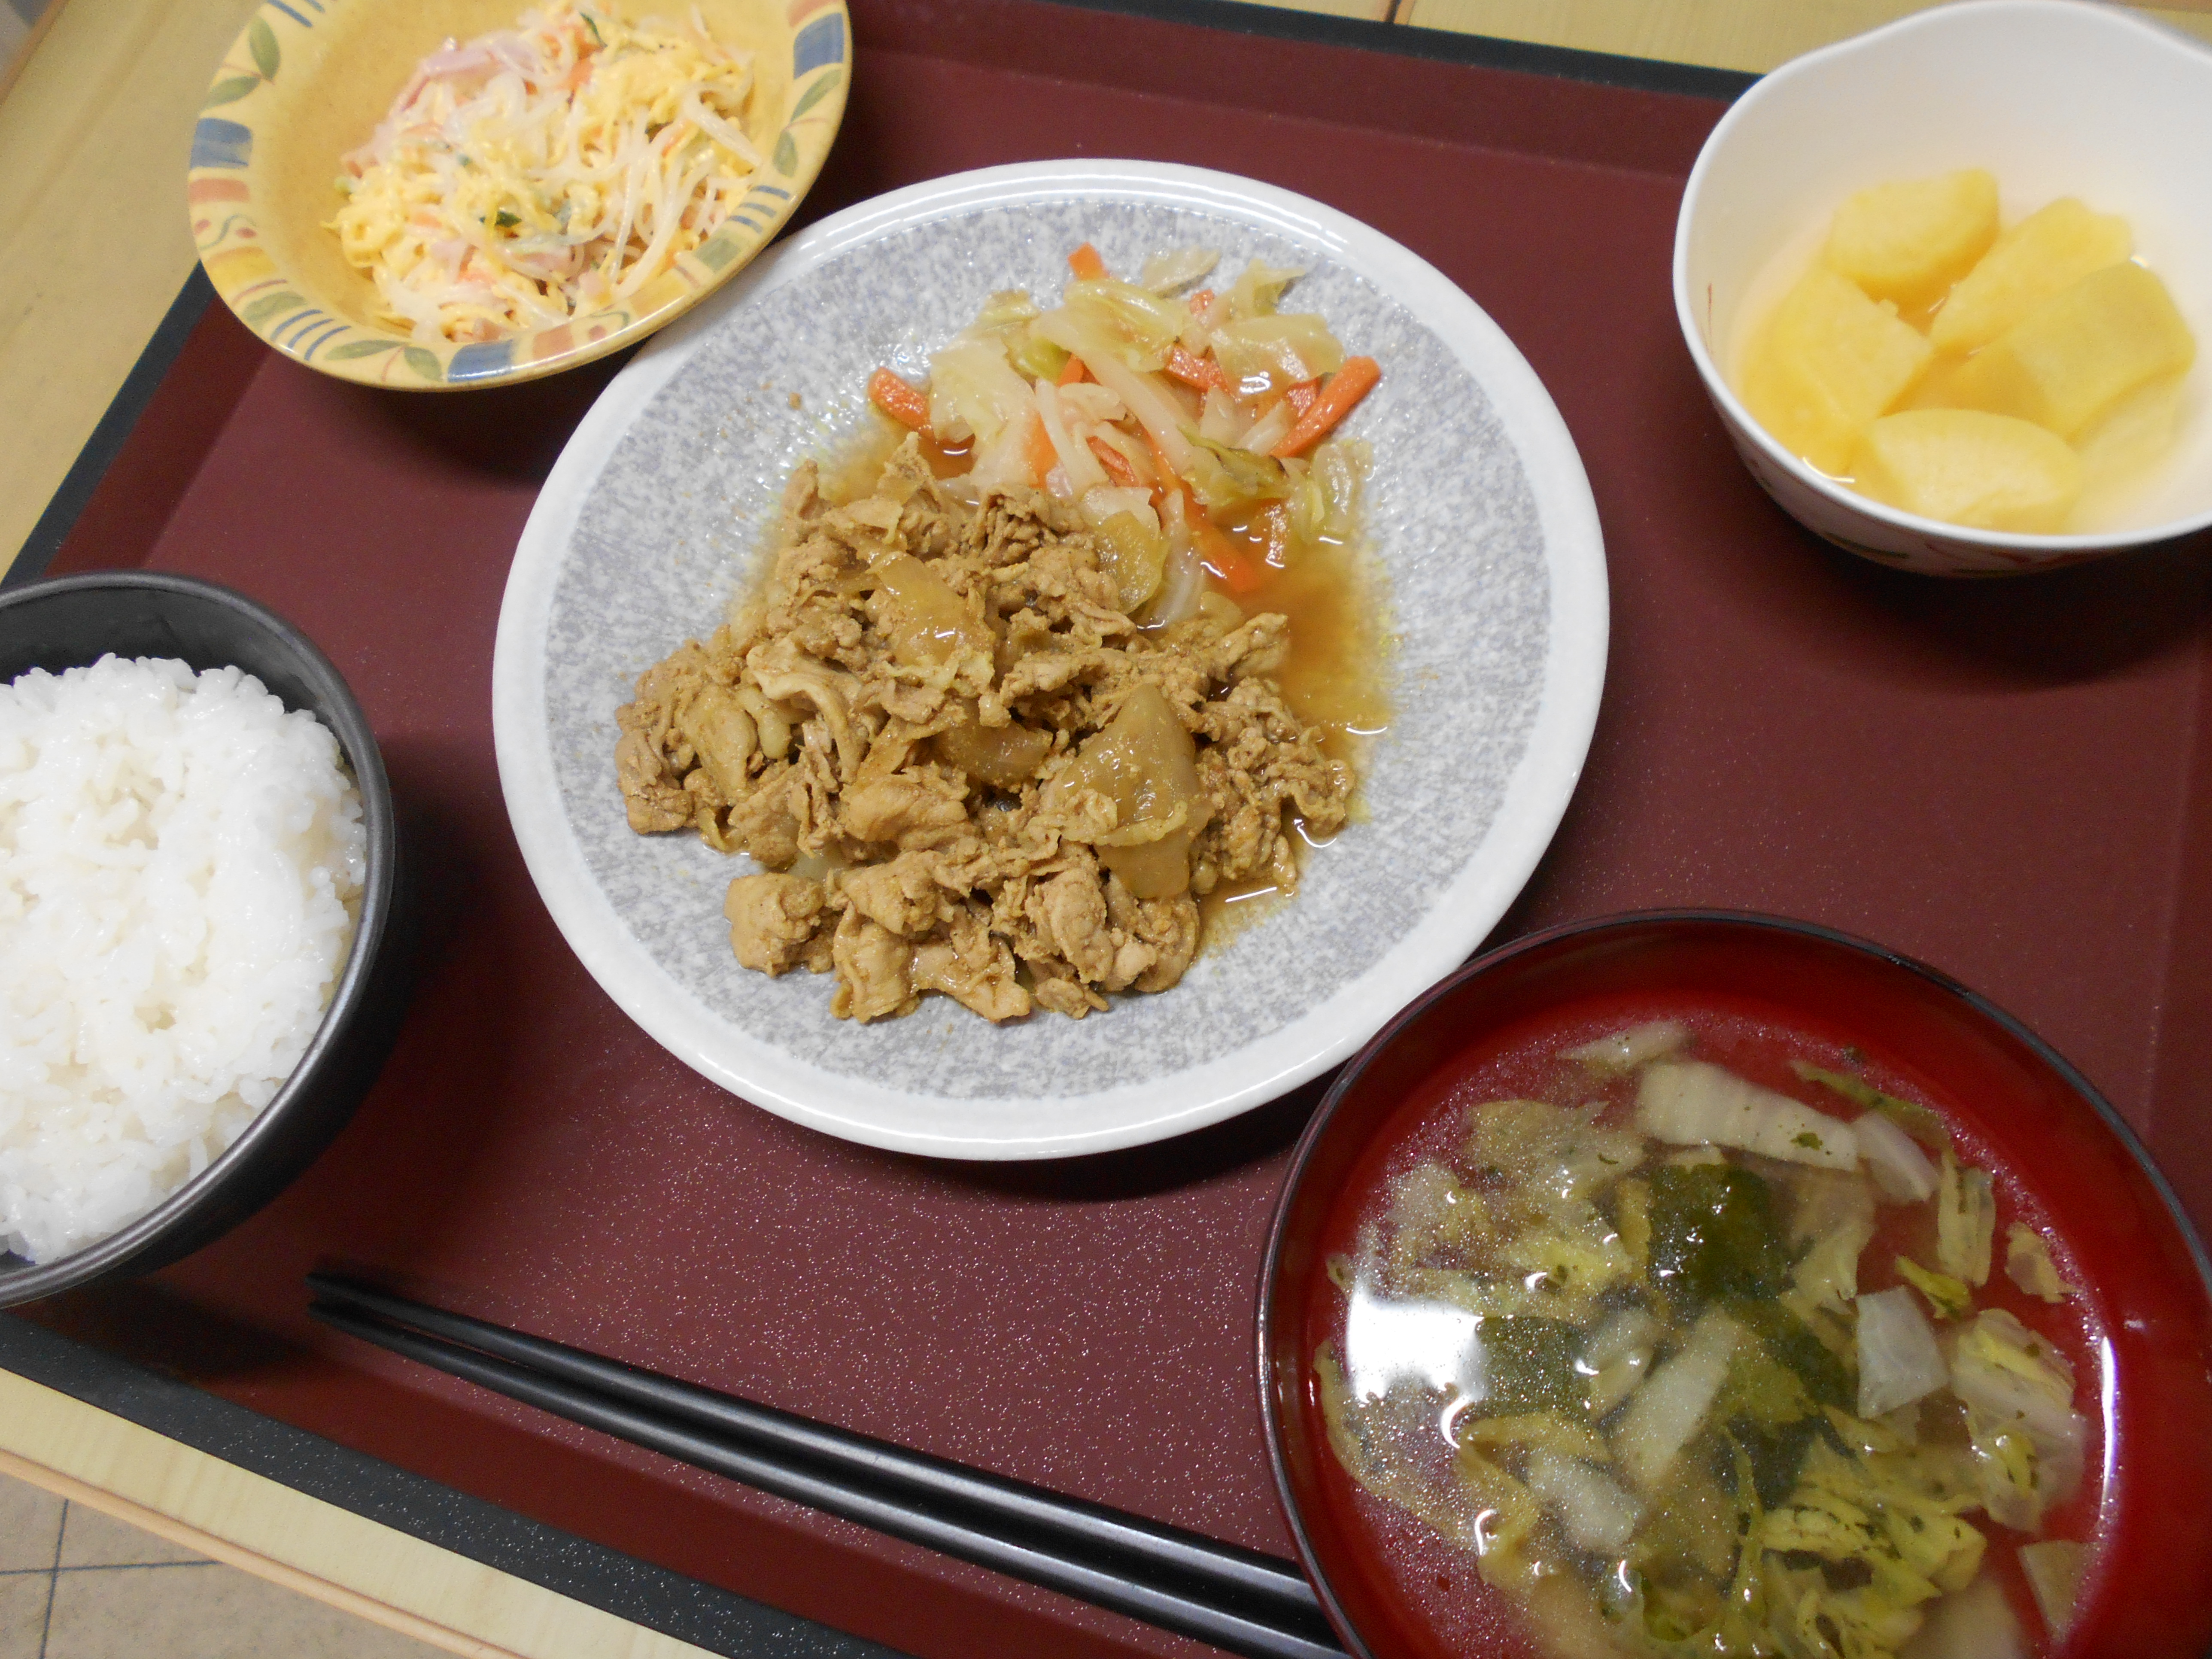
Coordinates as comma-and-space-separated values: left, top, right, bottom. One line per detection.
1213, 505, 1391, 770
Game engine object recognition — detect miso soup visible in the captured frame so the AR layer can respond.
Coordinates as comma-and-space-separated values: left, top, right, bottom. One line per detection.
1308, 1002, 2100, 1659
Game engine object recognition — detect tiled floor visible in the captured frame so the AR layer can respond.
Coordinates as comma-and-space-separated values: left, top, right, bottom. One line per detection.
0, 1469, 447, 1659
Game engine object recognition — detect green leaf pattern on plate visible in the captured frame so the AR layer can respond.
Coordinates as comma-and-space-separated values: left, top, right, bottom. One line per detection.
790, 70, 839, 120
402, 346, 444, 382
325, 339, 399, 361
248, 17, 280, 80
772, 130, 797, 176
242, 290, 304, 325
203, 75, 261, 109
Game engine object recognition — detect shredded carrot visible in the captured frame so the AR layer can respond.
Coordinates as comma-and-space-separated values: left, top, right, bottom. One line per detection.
1023, 411, 1058, 485
1272, 357, 1379, 457
1188, 502, 1265, 595
1067, 243, 1107, 280
1091, 436, 1141, 487
1188, 289, 1214, 313
867, 368, 931, 432
1057, 355, 1091, 386
1286, 380, 1319, 418
1164, 343, 1228, 394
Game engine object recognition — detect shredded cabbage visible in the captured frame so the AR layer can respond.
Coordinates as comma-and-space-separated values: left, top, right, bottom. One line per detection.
1760, 1436, 1986, 1624
1210, 313, 1346, 392
927, 338, 1034, 446
1223, 258, 1305, 320
1937, 1153, 1998, 1285
1950, 1310, 2087, 1530
1897, 1255, 1974, 1320
1062, 278, 1186, 370
2004, 1224, 2076, 1303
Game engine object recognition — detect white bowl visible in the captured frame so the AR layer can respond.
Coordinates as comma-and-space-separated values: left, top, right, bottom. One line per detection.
493, 160, 1607, 1160
1674, 0, 2212, 577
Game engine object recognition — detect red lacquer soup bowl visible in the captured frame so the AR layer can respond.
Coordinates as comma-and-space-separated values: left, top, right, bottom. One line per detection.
1258, 912, 2212, 1659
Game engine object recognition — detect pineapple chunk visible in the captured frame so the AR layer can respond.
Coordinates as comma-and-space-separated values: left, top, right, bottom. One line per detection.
1825, 170, 2000, 311
1929, 198, 2133, 356
1945, 261, 2196, 438
1738, 266, 1933, 475
1851, 410, 2083, 532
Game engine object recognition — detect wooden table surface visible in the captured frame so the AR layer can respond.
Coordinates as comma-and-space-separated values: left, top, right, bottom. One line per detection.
5, 1, 2211, 1656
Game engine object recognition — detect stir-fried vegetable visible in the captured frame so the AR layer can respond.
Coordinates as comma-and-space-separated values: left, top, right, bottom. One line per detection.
1318, 1024, 2097, 1659
854, 244, 1379, 622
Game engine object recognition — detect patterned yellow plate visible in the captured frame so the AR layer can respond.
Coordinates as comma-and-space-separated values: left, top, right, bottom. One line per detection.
188, 0, 848, 389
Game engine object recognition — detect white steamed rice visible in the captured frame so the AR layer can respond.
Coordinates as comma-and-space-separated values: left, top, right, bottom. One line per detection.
0, 655, 366, 1264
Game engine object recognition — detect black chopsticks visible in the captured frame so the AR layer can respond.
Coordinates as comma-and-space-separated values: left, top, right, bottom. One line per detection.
305, 1273, 1344, 1659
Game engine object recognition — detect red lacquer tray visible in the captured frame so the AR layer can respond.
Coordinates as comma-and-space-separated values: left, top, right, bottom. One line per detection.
15, 3, 2212, 1655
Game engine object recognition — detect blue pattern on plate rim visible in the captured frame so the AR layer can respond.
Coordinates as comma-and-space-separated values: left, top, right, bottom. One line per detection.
537, 198, 1549, 1101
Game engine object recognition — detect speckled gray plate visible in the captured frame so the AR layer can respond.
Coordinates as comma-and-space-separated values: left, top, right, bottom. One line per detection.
493, 160, 1607, 1159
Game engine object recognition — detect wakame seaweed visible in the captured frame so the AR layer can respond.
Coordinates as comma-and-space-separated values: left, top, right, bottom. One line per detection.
1647, 1163, 1791, 1308
1479, 1317, 1584, 1413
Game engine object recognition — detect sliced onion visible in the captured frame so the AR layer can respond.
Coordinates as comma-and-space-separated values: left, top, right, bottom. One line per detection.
1033, 380, 1108, 495
1856, 1287, 1947, 1417
1139, 495, 1203, 629
1522, 1449, 1642, 1555
1612, 1310, 1737, 1490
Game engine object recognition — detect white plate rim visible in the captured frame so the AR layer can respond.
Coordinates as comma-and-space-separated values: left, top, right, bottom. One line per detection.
492, 158, 1607, 1160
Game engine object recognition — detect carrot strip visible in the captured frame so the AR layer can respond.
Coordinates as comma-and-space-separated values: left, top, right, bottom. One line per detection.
1090, 436, 1140, 487
1188, 502, 1264, 595
1023, 411, 1058, 485
1067, 243, 1107, 280
1272, 357, 1379, 457
867, 368, 931, 432
1057, 355, 1091, 386
1286, 380, 1319, 418
1164, 343, 1228, 394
